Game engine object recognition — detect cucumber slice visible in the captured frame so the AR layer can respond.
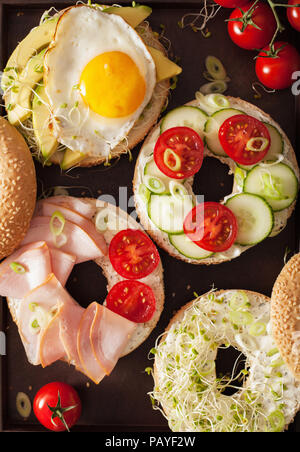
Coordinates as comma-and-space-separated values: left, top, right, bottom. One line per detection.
237, 123, 284, 171
204, 108, 244, 157
148, 194, 193, 234
244, 163, 298, 211
160, 106, 208, 139
225, 193, 274, 246
169, 233, 213, 259
144, 159, 176, 194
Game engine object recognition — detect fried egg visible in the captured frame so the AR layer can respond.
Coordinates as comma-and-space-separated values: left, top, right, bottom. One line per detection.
44, 5, 156, 158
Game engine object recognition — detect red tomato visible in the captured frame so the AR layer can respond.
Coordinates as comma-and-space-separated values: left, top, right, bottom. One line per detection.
33, 382, 81, 432
287, 0, 300, 32
106, 280, 156, 323
109, 229, 160, 279
255, 41, 300, 89
153, 127, 204, 179
183, 202, 238, 252
227, 1, 276, 50
218, 114, 270, 165
213, 0, 249, 7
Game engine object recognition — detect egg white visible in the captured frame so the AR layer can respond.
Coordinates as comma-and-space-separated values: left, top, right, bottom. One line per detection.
44, 5, 156, 158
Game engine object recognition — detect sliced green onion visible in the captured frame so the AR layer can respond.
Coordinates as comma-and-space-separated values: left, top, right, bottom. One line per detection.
53, 232, 67, 248
229, 310, 254, 326
95, 208, 109, 232
169, 180, 188, 201
144, 174, 166, 194
49, 210, 65, 236
267, 348, 279, 357
205, 93, 230, 109
229, 291, 249, 311
198, 360, 215, 376
261, 173, 287, 201
246, 137, 269, 152
139, 183, 151, 204
249, 322, 266, 337
16, 392, 31, 418
234, 167, 246, 190
163, 148, 181, 172
205, 56, 227, 81
268, 410, 285, 432
199, 80, 227, 95
31, 319, 40, 329
10, 262, 26, 274
270, 357, 285, 368
28, 302, 38, 312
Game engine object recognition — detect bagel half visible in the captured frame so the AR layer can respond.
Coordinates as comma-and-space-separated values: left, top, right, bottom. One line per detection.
271, 253, 300, 380
0, 117, 36, 260
6, 197, 165, 359
151, 289, 300, 432
133, 95, 299, 265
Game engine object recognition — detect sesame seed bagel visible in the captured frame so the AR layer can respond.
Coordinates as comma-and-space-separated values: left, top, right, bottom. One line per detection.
0, 117, 36, 260
271, 253, 300, 380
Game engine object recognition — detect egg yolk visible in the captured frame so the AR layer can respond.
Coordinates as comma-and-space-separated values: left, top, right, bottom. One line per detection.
80, 51, 146, 118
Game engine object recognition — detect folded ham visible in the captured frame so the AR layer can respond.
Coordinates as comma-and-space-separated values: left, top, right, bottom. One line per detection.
21, 216, 107, 263
90, 302, 137, 375
0, 242, 76, 298
36, 196, 96, 220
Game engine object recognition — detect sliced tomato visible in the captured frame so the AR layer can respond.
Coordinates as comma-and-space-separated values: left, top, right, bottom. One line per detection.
218, 114, 270, 165
153, 126, 204, 179
106, 280, 156, 323
183, 202, 238, 252
109, 229, 160, 279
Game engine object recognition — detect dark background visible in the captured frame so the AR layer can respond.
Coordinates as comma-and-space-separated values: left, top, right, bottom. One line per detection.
0, 0, 299, 432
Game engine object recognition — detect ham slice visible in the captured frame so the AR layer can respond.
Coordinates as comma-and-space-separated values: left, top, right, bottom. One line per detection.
59, 301, 85, 372
0, 242, 52, 298
39, 304, 66, 367
18, 274, 75, 365
37, 202, 107, 257
90, 302, 137, 375
21, 216, 107, 263
49, 248, 76, 286
36, 196, 96, 219
77, 302, 106, 384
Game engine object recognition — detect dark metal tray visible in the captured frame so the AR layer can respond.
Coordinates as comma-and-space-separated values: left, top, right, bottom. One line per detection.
0, 0, 299, 432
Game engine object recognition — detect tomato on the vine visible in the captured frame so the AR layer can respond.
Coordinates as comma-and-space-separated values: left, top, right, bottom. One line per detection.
33, 382, 81, 432
255, 41, 300, 89
287, 0, 300, 32
227, 1, 276, 50
213, 0, 249, 7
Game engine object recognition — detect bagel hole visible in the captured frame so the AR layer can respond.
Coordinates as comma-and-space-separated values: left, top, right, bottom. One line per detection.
66, 261, 108, 309
215, 345, 248, 396
193, 157, 233, 203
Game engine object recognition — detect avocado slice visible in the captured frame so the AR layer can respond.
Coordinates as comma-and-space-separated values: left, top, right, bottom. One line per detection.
104, 5, 152, 28
147, 46, 182, 83
6, 49, 48, 125
2, 18, 57, 92
60, 149, 86, 170
32, 84, 58, 161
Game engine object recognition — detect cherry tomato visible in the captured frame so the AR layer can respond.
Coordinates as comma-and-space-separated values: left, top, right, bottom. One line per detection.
218, 114, 270, 165
287, 0, 300, 32
213, 0, 249, 7
109, 229, 160, 279
106, 280, 156, 323
255, 41, 300, 89
153, 127, 204, 179
227, 1, 276, 50
33, 382, 81, 432
183, 202, 238, 253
